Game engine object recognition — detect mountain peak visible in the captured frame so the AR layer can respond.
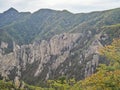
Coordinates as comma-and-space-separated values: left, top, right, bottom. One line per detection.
4, 7, 18, 14
34, 8, 56, 14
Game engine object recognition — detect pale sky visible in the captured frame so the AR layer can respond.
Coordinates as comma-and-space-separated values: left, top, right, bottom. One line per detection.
0, 0, 120, 13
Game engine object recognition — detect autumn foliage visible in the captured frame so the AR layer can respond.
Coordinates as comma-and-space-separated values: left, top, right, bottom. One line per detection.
79, 39, 120, 90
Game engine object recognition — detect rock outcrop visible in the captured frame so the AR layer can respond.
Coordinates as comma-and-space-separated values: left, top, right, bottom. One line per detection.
0, 32, 103, 84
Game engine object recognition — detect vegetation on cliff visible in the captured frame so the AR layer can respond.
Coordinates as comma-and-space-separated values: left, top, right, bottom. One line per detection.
0, 38, 120, 90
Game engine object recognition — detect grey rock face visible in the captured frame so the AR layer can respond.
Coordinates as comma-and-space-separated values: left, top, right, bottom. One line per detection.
84, 33, 103, 77
0, 53, 16, 77
0, 32, 103, 83
1, 42, 8, 49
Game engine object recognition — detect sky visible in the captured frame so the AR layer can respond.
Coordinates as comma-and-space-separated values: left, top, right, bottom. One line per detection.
0, 0, 120, 13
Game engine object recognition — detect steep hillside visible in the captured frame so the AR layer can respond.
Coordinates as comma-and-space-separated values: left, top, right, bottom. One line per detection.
0, 7, 120, 87
0, 8, 31, 28
1, 8, 120, 44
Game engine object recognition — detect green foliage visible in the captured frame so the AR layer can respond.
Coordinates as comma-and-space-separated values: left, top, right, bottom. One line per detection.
100, 39, 120, 65
47, 77, 76, 90
0, 80, 45, 90
1, 8, 120, 45
102, 23, 120, 44
0, 80, 17, 90
1, 8, 120, 90
77, 39, 120, 90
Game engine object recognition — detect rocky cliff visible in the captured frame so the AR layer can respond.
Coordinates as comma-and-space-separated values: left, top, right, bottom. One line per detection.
0, 32, 104, 85
0, 7, 120, 86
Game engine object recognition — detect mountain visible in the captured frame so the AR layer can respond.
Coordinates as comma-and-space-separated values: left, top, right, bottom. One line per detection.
0, 7, 120, 87
0, 8, 31, 28
1, 8, 120, 44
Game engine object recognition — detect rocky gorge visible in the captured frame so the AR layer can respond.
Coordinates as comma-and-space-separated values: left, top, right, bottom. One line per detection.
0, 7, 120, 86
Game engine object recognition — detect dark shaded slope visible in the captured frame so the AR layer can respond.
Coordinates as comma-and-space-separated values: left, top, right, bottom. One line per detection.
0, 8, 120, 49
0, 8, 31, 28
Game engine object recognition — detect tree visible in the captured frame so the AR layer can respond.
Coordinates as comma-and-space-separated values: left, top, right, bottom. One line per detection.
47, 76, 76, 90
79, 39, 120, 90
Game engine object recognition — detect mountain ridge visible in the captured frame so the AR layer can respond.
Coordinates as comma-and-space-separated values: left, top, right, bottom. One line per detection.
1, 7, 120, 45
0, 7, 120, 87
